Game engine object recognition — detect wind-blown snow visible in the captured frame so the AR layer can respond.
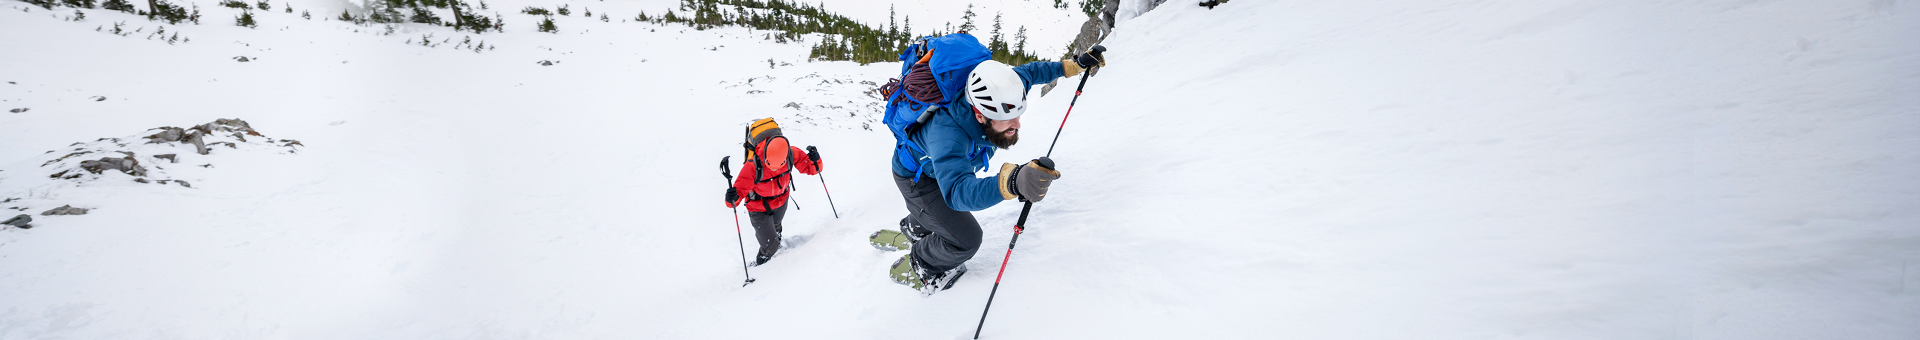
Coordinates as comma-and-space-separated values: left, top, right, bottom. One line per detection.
2, 0, 1916, 339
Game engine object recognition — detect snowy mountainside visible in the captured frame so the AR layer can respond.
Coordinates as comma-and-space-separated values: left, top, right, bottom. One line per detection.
4, 0, 1919, 339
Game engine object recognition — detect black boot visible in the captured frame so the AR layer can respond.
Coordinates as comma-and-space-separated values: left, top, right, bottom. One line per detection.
899, 216, 931, 242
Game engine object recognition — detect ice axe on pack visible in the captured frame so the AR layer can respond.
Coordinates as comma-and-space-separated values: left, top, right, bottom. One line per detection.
721, 156, 755, 286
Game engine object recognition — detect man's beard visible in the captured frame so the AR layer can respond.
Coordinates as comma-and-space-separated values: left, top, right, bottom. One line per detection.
982, 121, 1019, 149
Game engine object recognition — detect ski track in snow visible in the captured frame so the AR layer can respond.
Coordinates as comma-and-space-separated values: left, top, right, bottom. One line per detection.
3, 0, 1919, 339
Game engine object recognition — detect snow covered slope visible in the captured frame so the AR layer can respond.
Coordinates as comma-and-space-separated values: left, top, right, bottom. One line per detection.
3, 0, 1917, 339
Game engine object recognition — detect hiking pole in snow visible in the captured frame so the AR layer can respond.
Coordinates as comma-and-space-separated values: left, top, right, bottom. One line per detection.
818, 174, 840, 218
807, 146, 840, 218
721, 157, 756, 286
975, 45, 1104, 339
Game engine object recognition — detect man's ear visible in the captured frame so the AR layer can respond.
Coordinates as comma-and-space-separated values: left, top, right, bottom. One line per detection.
975, 110, 988, 124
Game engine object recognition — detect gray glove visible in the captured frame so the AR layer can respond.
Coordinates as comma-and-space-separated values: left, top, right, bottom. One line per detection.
997, 157, 1060, 202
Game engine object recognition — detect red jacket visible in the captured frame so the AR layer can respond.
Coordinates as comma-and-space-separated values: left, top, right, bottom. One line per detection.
728, 145, 821, 212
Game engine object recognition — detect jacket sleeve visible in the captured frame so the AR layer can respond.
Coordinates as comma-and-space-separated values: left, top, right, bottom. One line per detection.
791, 146, 820, 175
926, 108, 1006, 212
731, 162, 755, 202
1013, 61, 1067, 91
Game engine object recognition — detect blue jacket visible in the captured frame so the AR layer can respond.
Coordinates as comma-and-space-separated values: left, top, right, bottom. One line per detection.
891, 61, 1067, 211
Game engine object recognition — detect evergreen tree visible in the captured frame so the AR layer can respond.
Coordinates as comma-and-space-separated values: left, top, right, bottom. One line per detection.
537, 15, 556, 33
959, 4, 975, 32
1015, 25, 1027, 57
102, 0, 135, 13
235, 10, 256, 27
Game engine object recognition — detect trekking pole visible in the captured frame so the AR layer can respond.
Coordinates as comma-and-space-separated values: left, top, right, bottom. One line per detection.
721, 157, 756, 287
807, 145, 840, 218
974, 45, 1103, 339
818, 173, 840, 218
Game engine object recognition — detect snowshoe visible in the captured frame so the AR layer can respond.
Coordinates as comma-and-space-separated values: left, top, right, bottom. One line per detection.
888, 253, 967, 294
870, 229, 912, 251
780, 234, 812, 251
751, 234, 812, 267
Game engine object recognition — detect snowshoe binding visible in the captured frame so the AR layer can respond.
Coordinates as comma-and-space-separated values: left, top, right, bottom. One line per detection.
888, 253, 967, 294
899, 216, 931, 242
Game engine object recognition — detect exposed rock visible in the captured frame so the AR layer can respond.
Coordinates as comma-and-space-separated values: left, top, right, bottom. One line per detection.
184, 130, 209, 155
1102, 0, 1120, 28
43, 151, 91, 167
9, 108, 28, 113
146, 126, 186, 143
213, 118, 254, 133
2, 214, 29, 229
175, 180, 191, 188
40, 205, 88, 216
1042, 16, 1113, 96
154, 154, 177, 163
135, 178, 150, 183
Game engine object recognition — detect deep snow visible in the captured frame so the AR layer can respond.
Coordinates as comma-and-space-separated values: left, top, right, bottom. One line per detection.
3, 0, 1918, 339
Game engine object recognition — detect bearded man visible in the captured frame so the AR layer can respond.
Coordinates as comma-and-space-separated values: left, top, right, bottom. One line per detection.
870, 49, 1108, 292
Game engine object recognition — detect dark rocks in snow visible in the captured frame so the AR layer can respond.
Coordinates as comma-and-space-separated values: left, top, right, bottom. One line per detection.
537, 60, 556, 66
43, 151, 92, 167
1042, 16, 1113, 96
78, 156, 146, 176
41, 205, 88, 216
185, 130, 210, 155
42, 118, 295, 188
147, 127, 186, 143
234, 56, 253, 62
2, 214, 30, 229
8, 108, 26, 113
91, 96, 107, 101
1102, 0, 1120, 28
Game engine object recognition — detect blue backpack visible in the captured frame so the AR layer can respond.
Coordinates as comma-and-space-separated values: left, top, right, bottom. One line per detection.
881, 33, 993, 180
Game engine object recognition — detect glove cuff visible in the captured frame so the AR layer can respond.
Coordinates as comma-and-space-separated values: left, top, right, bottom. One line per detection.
997, 163, 1019, 200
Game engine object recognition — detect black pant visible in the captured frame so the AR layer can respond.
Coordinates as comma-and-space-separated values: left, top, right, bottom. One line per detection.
746, 202, 787, 264
895, 174, 981, 273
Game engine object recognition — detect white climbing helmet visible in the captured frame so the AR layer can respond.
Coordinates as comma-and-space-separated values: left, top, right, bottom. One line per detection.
966, 60, 1027, 121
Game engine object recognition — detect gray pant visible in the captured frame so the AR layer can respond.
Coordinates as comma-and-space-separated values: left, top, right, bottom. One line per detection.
747, 203, 787, 264
895, 174, 982, 273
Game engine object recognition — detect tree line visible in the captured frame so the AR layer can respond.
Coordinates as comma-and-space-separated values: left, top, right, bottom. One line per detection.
638, 0, 1046, 65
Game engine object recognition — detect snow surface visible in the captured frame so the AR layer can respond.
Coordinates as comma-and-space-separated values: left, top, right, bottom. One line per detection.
4, 0, 1919, 339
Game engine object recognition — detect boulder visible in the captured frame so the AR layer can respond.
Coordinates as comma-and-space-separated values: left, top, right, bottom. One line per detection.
2, 214, 29, 229
40, 205, 88, 216
185, 130, 209, 155
146, 127, 186, 143
1041, 16, 1112, 96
